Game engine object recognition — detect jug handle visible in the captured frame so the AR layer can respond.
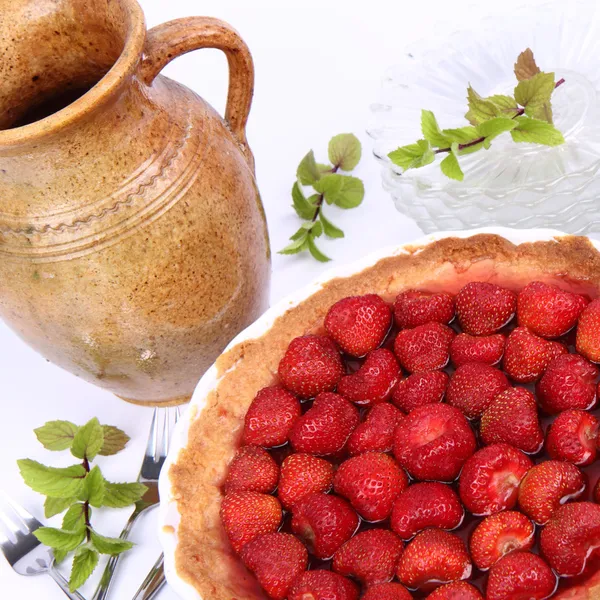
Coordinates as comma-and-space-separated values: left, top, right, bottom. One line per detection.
140, 17, 256, 173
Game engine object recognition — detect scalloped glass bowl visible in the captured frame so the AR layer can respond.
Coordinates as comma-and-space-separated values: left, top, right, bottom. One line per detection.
368, 2, 600, 234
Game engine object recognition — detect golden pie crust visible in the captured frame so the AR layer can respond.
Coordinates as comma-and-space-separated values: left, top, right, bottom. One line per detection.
168, 233, 600, 600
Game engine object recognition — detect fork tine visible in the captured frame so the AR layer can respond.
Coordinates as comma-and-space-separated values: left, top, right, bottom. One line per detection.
0, 493, 40, 534
145, 407, 159, 462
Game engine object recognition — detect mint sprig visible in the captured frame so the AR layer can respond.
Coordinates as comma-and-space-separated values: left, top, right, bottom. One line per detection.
388, 48, 566, 181
279, 133, 364, 262
18, 419, 145, 592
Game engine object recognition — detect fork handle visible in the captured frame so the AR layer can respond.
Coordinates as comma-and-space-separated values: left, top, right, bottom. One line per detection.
48, 566, 87, 600
132, 554, 166, 600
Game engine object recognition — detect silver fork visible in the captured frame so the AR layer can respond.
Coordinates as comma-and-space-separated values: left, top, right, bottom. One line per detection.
92, 406, 180, 600
0, 492, 85, 599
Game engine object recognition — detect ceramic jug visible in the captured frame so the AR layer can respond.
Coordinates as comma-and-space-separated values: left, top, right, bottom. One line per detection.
0, 0, 270, 405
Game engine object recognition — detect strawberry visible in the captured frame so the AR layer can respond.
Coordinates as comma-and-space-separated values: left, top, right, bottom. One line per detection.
486, 551, 557, 600
540, 502, 600, 577
347, 402, 403, 456
277, 453, 334, 510
446, 363, 509, 420
469, 511, 535, 570
243, 386, 302, 448
425, 582, 484, 599
240, 532, 308, 600
220, 491, 282, 553
518, 460, 585, 525
390, 482, 464, 540
324, 294, 392, 357
393, 289, 455, 329
396, 529, 471, 589
546, 409, 599, 466
480, 387, 544, 454
333, 528, 404, 586
455, 282, 516, 336
577, 299, 600, 362
393, 403, 476, 482
224, 446, 279, 494
278, 334, 343, 398
291, 492, 359, 559
333, 452, 408, 521
362, 583, 413, 600
503, 327, 567, 383
450, 332, 505, 367
517, 281, 588, 338
288, 570, 359, 600
595, 478, 600, 504
554, 570, 600, 599
458, 443, 532, 516
337, 348, 400, 406
393, 322, 455, 373
289, 392, 359, 456
391, 370, 449, 413
536, 354, 599, 414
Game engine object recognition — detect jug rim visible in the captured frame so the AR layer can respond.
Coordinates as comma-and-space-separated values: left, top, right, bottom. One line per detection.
0, 0, 147, 147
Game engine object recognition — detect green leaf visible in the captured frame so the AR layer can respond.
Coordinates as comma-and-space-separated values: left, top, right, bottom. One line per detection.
313, 173, 343, 205
440, 151, 464, 181
465, 85, 501, 125
514, 48, 541, 81
525, 102, 553, 124
69, 545, 99, 592
307, 194, 320, 205
514, 72, 555, 123
459, 141, 485, 155
98, 426, 130, 457
291, 181, 317, 220
328, 133, 362, 171
289, 223, 312, 241
316, 163, 332, 175
510, 116, 565, 146
421, 110, 450, 147
102, 482, 148, 509
476, 117, 518, 139
44, 496, 75, 519
279, 235, 309, 256
319, 212, 344, 239
80, 465, 105, 508
296, 150, 321, 185
90, 530, 133, 555
442, 126, 479, 144
314, 174, 365, 209
311, 221, 323, 238
306, 235, 331, 262
487, 94, 520, 117
18, 460, 86, 499
34, 526, 86, 551
388, 139, 434, 170
71, 418, 104, 461
62, 503, 87, 532
53, 548, 68, 564
34, 421, 78, 451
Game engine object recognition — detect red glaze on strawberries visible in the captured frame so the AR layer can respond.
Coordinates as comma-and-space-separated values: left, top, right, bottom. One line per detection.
546, 409, 599, 466
393, 290, 455, 329
391, 370, 449, 413
288, 570, 359, 600
450, 332, 505, 367
455, 282, 516, 336
277, 453, 334, 510
362, 583, 413, 600
425, 582, 483, 599
393, 322, 455, 373
576, 299, 600, 362
347, 402, 403, 455
224, 446, 279, 494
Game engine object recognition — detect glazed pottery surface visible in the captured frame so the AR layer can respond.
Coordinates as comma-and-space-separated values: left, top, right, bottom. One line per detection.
0, 0, 270, 405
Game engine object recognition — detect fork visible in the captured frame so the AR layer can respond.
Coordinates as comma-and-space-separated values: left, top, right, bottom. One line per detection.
0, 492, 85, 599
92, 406, 180, 600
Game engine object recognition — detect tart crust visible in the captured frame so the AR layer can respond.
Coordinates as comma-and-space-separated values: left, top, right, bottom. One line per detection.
169, 233, 600, 599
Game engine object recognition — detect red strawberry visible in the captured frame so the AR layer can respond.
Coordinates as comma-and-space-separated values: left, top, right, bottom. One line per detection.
324, 294, 392, 357
391, 482, 464, 540
240, 532, 308, 600
450, 333, 505, 368
278, 335, 343, 398
446, 363, 509, 420
243, 386, 302, 448
337, 348, 400, 405
546, 409, 599, 466
518, 460, 585, 525
393, 403, 476, 482
425, 582, 484, 599
224, 446, 279, 494
396, 529, 471, 589
536, 354, 599, 414
333, 452, 408, 521
503, 327, 567, 383
393, 290, 455, 329
595, 478, 600, 504
289, 392, 359, 456
391, 370, 449, 413
220, 491, 282, 553
393, 322, 455, 373
362, 583, 413, 600
480, 387, 544, 454
277, 453, 334, 510
517, 281, 588, 338
577, 299, 600, 362
291, 493, 359, 559
347, 402, 403, 456
486, 551, 557, 600
469, 511, 535, 570
333, 528, 404, 586
458, 443, 532, 516
455, 282, 516, 336
288, 570, 359, 600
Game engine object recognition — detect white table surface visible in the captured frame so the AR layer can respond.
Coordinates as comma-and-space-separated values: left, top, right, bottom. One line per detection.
0, 0, 551, 598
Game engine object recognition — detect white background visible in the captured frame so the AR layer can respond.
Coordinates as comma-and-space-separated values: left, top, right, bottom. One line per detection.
0, 0, 549, 598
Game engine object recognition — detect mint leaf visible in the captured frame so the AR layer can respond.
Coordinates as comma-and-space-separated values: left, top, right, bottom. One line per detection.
34, 526, 86, 551
44, 496, 74, 519
311, 221, 323, 238
333, 176, 365, 209
316, 163, 332, 175
62, 503, 87, 532
290, 222, 313, 240
442, 126, 479, 144
525, 102, 553, 124
476, 117, 518, 139
79, 465, 105, 508
53, 549, 68, 564
103, 482, 148, 509
514, 48, 541, 81
320, 213, 344, 239
71, 418, 104, 461
459, 141, 485, 155
313, 173, 343, 205
328, 133, 362, 171
279, 234, 309, 256
98, 426, 130, 457
306, 235, 331, 262
90, 530, 133, 555
421, 110, 450, 147
34, 421, 78, 451
487, 95, 520, 117
510, 116, 565, 146
465, 86, 501, 125
69, 545, 99, 592
297, 150, 321, 185
440, 147, 464, 181
291, 182, 317, 220
18, 460, 86, 498
388, 139, 434, 170
514, 72, 555, 123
